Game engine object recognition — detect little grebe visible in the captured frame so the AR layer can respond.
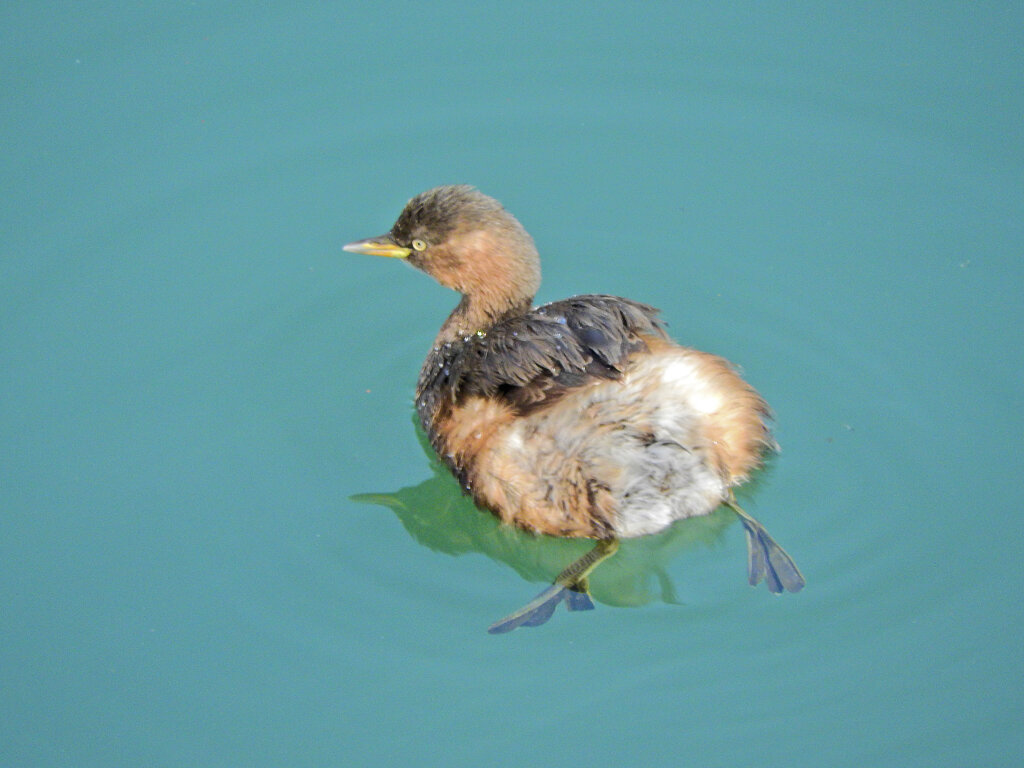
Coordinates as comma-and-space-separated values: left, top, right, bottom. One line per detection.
345, 186, 803, 630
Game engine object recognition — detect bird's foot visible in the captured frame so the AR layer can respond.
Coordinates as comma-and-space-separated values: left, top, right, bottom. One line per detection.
487, 538, 618, 634
727, 498, 805, 594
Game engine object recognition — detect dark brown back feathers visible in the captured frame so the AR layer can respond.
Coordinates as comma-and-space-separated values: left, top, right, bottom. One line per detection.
416, 294, 667, 431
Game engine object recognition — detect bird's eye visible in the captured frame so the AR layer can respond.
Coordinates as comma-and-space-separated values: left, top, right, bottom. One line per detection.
411, 239, 427, 252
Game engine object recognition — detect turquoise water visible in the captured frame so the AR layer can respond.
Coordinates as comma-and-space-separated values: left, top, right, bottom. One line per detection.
3, 3, 1022, 766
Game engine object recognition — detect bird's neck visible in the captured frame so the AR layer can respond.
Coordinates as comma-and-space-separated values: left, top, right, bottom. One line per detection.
425, 225, 540, 344
435, 293, 533, 343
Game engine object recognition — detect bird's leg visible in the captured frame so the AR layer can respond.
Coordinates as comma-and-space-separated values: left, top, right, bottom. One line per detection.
487, 538, 620, 634
726, 494, 805, 594
554, 538, 619, 591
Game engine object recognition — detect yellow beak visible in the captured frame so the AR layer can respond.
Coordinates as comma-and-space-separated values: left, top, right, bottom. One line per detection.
343, 234, 412, 259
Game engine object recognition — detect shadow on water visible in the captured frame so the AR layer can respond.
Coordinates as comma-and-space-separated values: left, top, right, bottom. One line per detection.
351, 421, 755, 628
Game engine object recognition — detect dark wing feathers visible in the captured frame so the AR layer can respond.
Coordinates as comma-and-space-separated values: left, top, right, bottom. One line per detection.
419, 295, 667, 419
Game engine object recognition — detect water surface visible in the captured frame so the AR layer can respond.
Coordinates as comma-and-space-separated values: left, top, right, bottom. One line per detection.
2, 4, 1022, 766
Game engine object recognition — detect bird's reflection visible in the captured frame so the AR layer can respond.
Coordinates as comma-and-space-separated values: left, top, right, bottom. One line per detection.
352, 423, 747, 631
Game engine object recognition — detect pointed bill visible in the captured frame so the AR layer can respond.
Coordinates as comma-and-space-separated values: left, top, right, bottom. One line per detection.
343, 234, 412, 259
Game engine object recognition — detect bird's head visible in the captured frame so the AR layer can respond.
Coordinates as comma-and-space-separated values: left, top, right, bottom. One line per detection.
344, 185, 541, 311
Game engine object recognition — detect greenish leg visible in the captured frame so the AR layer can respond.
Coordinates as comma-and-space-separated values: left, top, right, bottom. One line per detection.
487, 538, 620, 634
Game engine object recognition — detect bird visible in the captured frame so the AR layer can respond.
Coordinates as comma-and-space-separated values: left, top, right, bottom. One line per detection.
344, 185, 804, 632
